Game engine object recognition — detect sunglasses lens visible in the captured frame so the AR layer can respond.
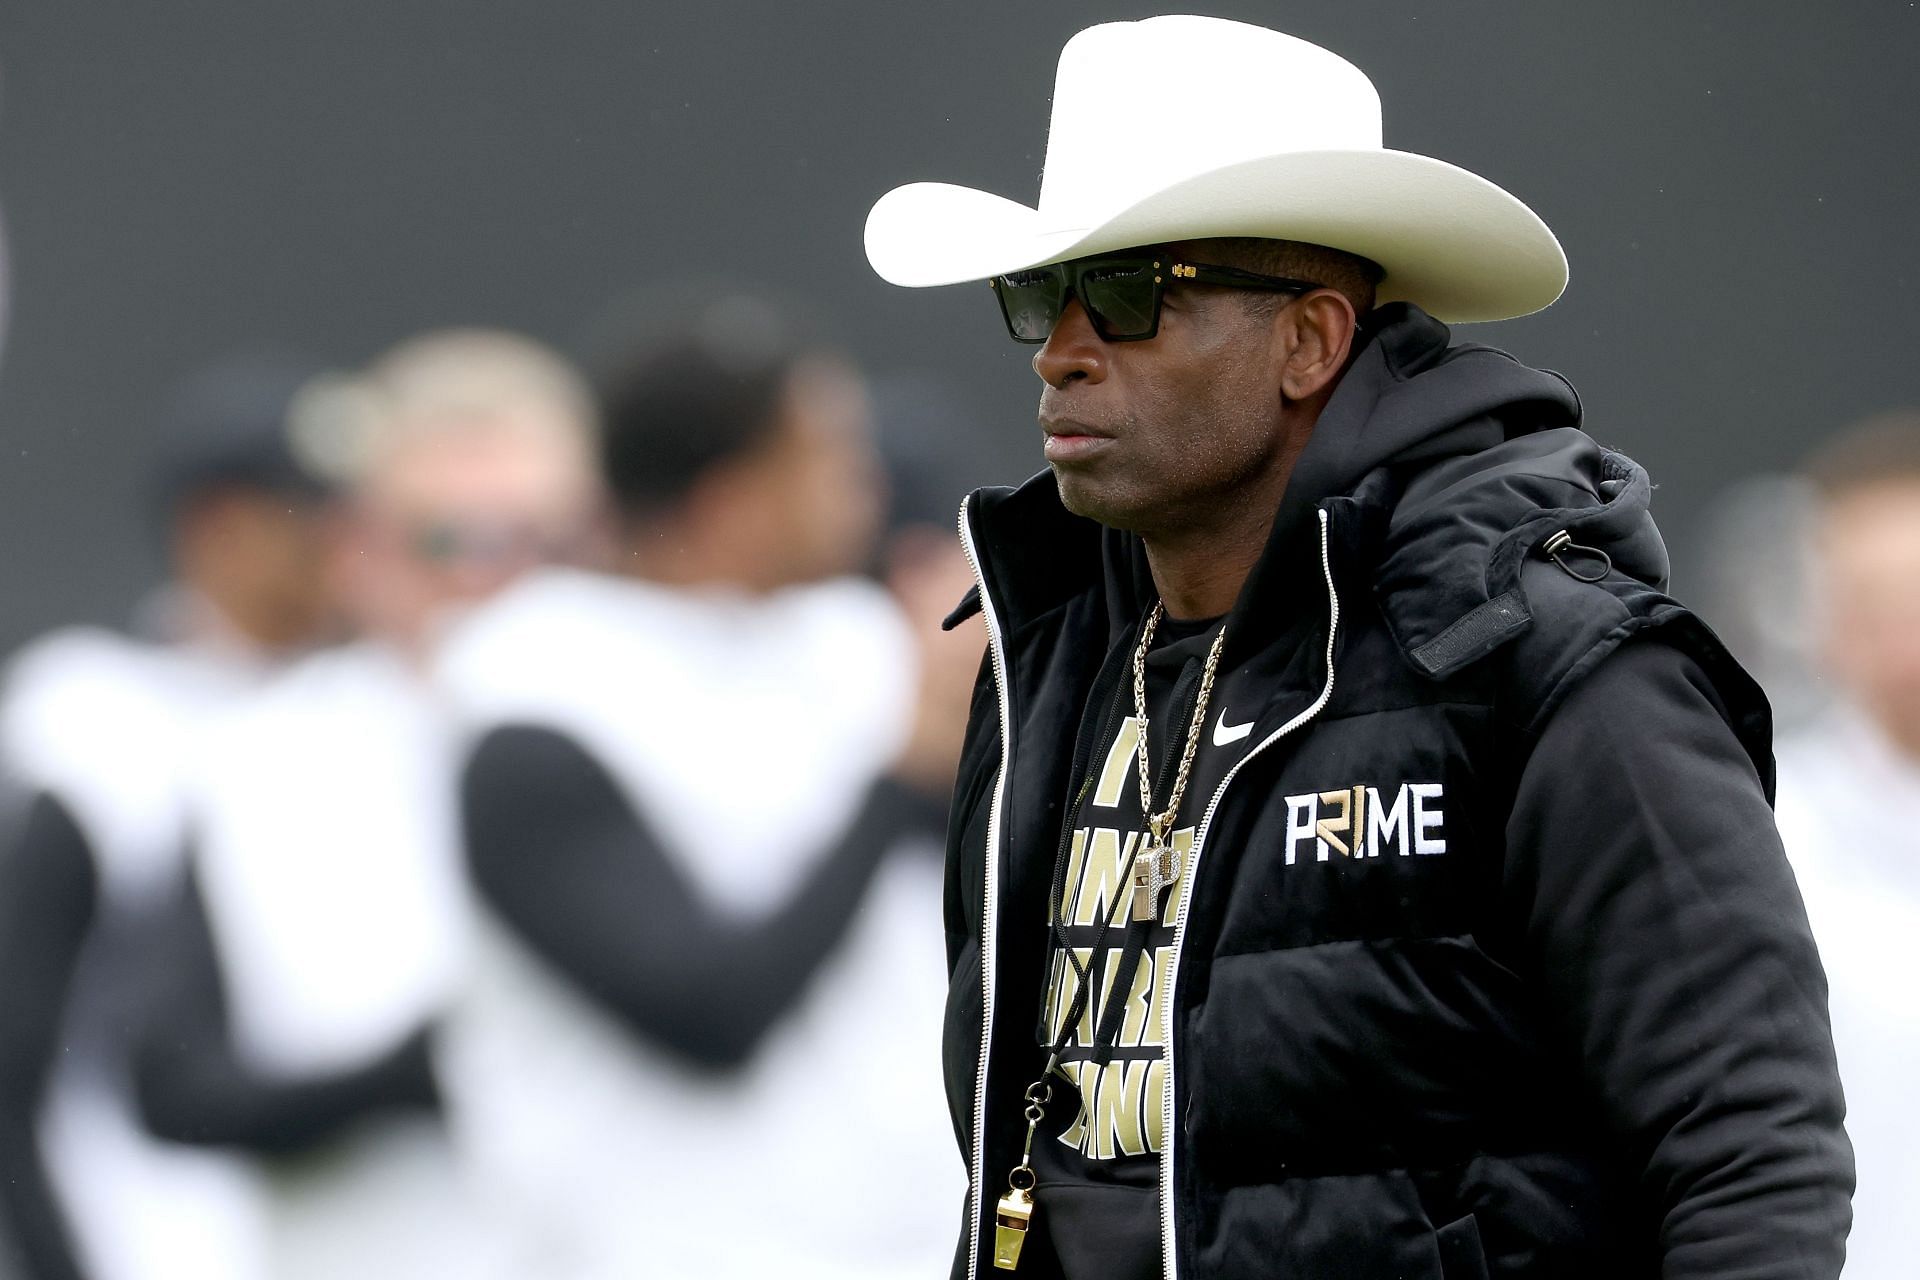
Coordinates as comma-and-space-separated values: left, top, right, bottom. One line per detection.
996, 269, 1064, 342
1079, 263, 1158, 338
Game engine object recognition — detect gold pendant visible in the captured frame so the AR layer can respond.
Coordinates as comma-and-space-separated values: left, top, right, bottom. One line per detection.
1131, 840, 1177, 921
993, 1184, 1034, 1269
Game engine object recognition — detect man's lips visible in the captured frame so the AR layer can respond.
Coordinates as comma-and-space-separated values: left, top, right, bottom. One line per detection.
1041, 418, 1115, 464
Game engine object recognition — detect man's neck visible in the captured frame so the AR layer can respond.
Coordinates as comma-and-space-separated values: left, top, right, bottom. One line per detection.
1141, 502, 1275, 620
1141, 415, 1316, 621
619, 518, 775, 595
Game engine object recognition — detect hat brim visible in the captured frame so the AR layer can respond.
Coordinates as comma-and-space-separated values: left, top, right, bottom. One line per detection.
865, 149, 1567, 324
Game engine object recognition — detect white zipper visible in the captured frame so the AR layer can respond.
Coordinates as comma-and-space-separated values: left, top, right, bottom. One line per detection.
1157, 507, 1343, 1279
958, 495, 1015, 1280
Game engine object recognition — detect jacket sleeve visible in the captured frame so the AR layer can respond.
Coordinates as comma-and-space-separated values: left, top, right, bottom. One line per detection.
1503, 637, 1851, 1280
0, 793, 96, 1280
459, 723, 945, 1072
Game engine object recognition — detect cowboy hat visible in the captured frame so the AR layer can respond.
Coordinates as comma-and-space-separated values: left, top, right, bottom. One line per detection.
864, 15, 1567, 323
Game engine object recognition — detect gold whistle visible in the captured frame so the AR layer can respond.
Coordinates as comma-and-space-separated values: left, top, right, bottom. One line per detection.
993, 1184, 1034, 1270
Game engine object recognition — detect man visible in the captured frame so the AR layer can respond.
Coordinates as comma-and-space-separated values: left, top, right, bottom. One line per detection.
300, 329, 607, 663
0, 356, 340, 1280
140, 356, 344, 657
1774, 414, 1920, 1280
434, 295, 962, 1279
130, 329, 602, 1280
864, 16, 1851, 1280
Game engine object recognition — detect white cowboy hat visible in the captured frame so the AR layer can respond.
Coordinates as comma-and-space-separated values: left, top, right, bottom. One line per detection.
864, 15, 1567, 323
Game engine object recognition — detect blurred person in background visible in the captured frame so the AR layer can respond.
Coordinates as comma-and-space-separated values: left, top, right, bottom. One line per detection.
0, 359, 338, 1280
1690, 474, 1824, 732
434, 295, 965, 1279
869, 373, 1005, 815
128, 329, 602, 1280
1774, 412, 1920, 1279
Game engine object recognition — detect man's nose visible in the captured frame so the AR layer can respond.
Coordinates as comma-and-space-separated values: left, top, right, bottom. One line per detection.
1032, 297, 1107, 388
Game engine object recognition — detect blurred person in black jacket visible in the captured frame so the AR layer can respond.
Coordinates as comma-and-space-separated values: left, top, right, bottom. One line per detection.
434, 295, 968, 1279
0, 358, 339, 1280
125, 329, 603, 1280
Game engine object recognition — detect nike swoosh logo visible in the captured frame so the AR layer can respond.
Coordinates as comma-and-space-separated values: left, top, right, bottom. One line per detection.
1212, 710, 1254, 746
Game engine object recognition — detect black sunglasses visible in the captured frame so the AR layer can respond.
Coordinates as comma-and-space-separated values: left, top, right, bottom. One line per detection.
989, 254, 1325, 344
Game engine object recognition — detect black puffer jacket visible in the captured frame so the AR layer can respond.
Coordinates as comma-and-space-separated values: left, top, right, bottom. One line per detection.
940, 305, 1851, 1279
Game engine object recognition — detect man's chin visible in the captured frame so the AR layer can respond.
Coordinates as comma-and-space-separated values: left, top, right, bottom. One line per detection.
1051, 467, 1147, 532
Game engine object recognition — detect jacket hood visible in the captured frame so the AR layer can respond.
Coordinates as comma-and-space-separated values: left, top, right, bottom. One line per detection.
1284, 302, 1585, 538
967, 303, 1671, 681
1365, 425, 1669, 679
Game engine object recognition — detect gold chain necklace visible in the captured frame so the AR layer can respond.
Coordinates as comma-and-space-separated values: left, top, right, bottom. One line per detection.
992, 601, 1229, 1271
1128, 601, 1228, 921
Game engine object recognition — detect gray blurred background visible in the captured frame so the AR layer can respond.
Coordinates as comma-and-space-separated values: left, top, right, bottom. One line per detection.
0, 0, 1914, 649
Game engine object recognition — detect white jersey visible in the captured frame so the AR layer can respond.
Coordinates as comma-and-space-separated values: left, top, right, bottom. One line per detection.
183, 641, 483, 1280
1774, 709, 1920, 1280
0, 627, 270, 1280
434, 568, 960, 1280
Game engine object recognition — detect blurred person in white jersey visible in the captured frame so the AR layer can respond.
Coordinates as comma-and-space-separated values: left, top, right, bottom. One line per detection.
1774, 413, 1920, 1280
0, 358, 339, 1280
126, 330, 602, 1280
435, 295, 966, 1280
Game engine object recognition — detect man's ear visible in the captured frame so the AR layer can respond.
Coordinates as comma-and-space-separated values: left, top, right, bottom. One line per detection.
1276, 290, 1358, 402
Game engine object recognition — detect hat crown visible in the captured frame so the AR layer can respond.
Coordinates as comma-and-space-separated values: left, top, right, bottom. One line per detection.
1036, 16, 1384, 228
863, 15, 1566, 321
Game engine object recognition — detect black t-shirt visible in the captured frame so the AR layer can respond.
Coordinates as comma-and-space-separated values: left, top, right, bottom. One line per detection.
1029, 613, 1252, 1280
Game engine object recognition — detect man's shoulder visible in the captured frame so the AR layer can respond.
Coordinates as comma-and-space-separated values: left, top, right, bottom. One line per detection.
1392, 541, 1767, 798
1491, 569, 1773, 788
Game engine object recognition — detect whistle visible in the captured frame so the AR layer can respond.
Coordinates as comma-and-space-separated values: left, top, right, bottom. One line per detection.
992, 1185, 1034, 1270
